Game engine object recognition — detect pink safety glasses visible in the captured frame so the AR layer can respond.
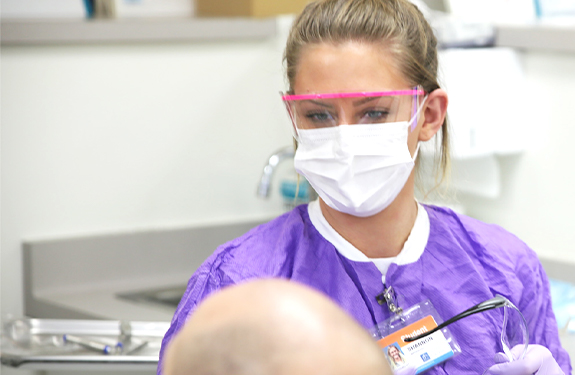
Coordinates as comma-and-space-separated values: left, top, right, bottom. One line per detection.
282, 88, 426, 139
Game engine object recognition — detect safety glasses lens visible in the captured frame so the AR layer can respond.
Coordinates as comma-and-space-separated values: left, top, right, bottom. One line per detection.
283, 93, 422, 137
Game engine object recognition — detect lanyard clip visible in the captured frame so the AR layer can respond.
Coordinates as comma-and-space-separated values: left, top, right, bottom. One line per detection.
376, 285, 403, 315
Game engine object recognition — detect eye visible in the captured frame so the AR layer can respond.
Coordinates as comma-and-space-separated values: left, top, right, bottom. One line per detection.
362, 109, 390, 121
304, 111, 336, 126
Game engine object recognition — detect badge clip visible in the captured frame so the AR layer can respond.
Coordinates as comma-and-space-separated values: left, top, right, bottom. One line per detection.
376, 284, 403, 315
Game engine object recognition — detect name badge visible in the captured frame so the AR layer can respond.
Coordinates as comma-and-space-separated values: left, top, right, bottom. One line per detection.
371, 300, 461, 374
377, 315, 454, 373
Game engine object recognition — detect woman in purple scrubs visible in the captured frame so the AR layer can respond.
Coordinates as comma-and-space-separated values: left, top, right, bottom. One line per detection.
158, 0, 569, 373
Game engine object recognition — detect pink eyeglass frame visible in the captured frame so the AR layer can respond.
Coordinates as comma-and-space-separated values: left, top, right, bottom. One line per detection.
281, 88, 425, 101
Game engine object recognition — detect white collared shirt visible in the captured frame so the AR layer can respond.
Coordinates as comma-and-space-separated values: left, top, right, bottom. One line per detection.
307, 199, 430, 276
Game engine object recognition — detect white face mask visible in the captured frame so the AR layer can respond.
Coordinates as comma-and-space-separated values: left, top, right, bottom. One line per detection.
293, 106, 423, 218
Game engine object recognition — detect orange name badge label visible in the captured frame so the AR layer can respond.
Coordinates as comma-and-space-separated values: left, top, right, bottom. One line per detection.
377, 316, 454, 373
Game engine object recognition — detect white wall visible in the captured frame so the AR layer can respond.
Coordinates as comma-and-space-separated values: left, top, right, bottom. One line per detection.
1, 33, 295, 375
1, 27, 295, 324
458, 50, 575, 262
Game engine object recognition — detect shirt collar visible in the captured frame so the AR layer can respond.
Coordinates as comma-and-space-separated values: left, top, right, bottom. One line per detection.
307, 199, 429, 275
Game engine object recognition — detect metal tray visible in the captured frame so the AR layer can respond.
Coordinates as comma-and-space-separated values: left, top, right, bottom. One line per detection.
1, 317, 169, 370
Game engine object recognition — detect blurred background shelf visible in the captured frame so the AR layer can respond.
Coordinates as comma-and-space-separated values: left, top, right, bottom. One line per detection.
3, 18, 574, 52
496, 23, 575, 52
0, 17, 278, 45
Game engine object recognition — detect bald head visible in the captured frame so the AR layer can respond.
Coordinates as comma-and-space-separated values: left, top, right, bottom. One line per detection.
163, 279, 391, 375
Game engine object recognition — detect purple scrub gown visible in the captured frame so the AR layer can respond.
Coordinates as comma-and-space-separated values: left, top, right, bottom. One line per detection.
157, 204, 571, 374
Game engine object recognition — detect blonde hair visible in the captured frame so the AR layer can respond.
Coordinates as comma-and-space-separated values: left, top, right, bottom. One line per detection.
284, 0, 450, 187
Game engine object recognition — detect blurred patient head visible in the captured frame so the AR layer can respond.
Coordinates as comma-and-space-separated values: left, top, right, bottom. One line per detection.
163, 279, 391, 375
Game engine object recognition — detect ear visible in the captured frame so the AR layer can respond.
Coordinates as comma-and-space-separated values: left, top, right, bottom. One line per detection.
419, 88, 448, 142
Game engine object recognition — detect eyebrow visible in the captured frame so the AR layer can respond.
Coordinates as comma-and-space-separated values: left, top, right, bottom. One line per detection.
352, 97, 380, 106
303, 99, 334, 109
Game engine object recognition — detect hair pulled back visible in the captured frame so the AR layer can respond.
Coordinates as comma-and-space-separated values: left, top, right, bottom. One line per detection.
284, 0, 450, 185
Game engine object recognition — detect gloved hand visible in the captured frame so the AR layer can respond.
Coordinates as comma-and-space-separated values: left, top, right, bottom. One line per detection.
484, 344, 564, 375
393, 363, 417, 375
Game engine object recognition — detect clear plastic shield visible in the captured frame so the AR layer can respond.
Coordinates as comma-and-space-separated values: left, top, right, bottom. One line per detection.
500, 301, 529, 362
480, 299, 529, 374
281, 89, 424, 139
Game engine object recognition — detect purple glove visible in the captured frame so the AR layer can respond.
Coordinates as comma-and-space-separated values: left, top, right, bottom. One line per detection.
484, 345, 564, 375
393, 363, 418, 375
